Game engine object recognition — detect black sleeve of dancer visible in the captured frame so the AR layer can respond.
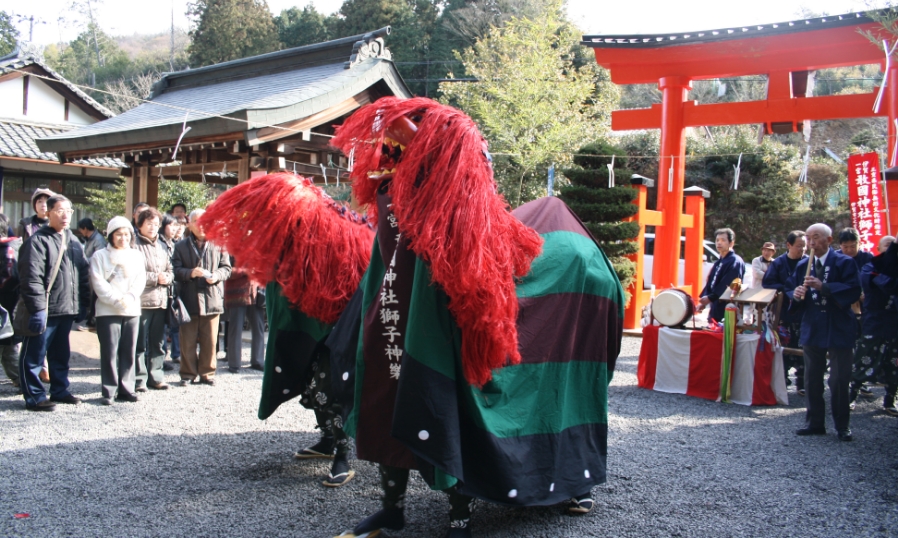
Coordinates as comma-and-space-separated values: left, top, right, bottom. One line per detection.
325, 286, 365, 419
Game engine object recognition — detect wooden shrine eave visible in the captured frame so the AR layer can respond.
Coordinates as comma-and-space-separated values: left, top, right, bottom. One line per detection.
587, 21, 884, 84
614, 91, 886, 131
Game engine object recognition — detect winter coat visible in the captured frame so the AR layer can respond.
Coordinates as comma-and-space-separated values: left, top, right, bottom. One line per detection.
134, 233, 173, 309
83, 230, 107, 260
18, 226, 90, 317
224, 268, 257, 308
89, 247, 145, 318
171, 231, 231, 316
16, 215, 48, 240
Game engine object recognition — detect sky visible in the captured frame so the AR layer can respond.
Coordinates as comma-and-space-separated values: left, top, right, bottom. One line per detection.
0, 0, 887, 45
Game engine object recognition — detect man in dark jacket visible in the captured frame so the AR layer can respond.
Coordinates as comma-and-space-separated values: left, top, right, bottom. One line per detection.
0, 214, 22, 390
763, 230, 808, 394
788, 223, 862, 441
172, 209, 231, 386
17, 195, 90, 411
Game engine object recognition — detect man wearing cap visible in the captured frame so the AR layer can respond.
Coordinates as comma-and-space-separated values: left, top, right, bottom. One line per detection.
751, 242, 777, 289
788, 223, 861, 441
16, 188, 54, 239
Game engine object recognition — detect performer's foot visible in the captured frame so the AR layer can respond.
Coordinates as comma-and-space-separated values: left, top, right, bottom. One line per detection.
567, 493, 595, 514
346, 507, 405, 537
295, 435, 335, 459
322, 452, 356, 487
859, 384, 875, 400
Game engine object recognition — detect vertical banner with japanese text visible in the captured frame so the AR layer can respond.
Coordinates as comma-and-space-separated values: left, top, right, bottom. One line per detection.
847, 152, 886, 253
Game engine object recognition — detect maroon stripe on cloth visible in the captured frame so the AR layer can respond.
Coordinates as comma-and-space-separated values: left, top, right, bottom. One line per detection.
512, 196, 594, 239
637, 326, 660, 389
517, 293, 621, 369
686, 330, 723, 401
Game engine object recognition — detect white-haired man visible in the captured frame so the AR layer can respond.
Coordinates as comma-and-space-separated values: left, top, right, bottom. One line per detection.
788, 223, 862, 441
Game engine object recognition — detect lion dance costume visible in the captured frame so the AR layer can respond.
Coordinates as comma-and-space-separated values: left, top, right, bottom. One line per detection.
200, 173, 374, 487
329, 97, 625, 538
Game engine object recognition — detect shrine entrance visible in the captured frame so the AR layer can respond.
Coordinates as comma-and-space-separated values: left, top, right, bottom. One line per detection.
583, 12, 898, 329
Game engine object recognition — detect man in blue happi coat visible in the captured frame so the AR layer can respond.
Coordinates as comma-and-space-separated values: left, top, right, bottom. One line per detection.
697, 228, 745, 323
763, 230, 808, 393
788, 223, 862, 442
849, 235, 898, 416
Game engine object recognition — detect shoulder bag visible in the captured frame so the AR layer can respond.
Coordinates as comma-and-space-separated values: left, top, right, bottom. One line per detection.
13, 231, 67, 337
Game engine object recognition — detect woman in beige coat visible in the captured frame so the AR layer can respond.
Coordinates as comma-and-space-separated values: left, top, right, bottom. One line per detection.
134, 208, 174, 391
89, 217, 145, 405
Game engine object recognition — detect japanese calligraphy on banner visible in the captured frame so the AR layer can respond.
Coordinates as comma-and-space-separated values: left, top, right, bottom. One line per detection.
847, 152, 885, 252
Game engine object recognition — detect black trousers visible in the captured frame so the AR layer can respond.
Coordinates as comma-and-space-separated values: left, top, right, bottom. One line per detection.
803, 345, 853, 432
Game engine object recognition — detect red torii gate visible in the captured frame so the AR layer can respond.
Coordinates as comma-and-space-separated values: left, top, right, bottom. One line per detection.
583, 12, 898, 329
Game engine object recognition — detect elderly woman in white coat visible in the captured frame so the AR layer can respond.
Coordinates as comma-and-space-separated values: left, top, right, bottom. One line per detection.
89, 217, 146, 405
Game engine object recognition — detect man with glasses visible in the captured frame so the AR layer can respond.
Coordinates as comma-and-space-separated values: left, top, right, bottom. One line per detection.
17, 195, 90, 411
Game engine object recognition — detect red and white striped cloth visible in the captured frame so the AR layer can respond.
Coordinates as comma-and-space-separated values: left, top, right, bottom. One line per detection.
638, 326, 788, 406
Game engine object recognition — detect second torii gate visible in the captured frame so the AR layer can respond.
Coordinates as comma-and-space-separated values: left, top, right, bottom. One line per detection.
583, 12, 898, 329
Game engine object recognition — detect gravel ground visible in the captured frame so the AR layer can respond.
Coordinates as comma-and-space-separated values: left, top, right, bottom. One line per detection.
1, 333, 897, 538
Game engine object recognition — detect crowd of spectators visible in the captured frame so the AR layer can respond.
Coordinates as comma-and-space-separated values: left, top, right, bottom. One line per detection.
0, 192, 263, 409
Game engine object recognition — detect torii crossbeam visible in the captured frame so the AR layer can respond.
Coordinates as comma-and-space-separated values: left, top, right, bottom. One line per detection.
583, 12, 898, 328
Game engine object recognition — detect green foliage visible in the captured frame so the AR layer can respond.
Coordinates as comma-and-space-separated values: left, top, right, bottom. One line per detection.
85, 179, 216, 232
187, 0, 280, 67
686, 133, 802, 215
439, 0, 619, 205
0, 11, 18, 56
334, 0, 444, 96
559, 140, 638, 303
45, 24, 132, 90
798, 160, 846, 211
276, 4, 334, 47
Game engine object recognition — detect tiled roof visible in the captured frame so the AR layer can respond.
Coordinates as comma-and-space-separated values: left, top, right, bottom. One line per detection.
36, 28, 412, 156
0, 120, 121, 168
582, 12, 873, 48
0, 48, 114, 118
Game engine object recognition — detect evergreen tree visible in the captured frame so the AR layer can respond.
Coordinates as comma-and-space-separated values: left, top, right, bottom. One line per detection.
438, 0, 618, 204
85, 179, 215, 232
335, 0, 442, 95
275, 4, 334, 48
0, 11, 18, 56
559, 141, 639, 302
187, 0, 280, 67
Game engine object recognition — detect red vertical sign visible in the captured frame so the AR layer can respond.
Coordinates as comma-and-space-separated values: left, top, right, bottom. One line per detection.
847, 152, 885, 253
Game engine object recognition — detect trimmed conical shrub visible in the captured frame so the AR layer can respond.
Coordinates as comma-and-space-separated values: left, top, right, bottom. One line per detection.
559, 141, 639, 302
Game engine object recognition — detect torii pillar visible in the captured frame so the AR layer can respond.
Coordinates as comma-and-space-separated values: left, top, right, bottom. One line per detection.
583, 13, 894, 323
655, 77, 692, 289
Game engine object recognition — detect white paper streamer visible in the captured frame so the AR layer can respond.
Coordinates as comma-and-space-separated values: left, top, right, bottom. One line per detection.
732, 153, 742, 190
607, 154, 615, 188
171, 112, 192, 162
797, 146, 811, 183
668, 160, 674, 192
873, 40, 898, 114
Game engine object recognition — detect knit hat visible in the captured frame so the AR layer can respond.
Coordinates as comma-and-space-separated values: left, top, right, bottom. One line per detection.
31, 188, 55, 210
106, 216, 132, 237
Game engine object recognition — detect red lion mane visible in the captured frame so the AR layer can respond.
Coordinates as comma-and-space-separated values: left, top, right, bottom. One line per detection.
200, 172, 373, 324
332, 96, 543, 387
